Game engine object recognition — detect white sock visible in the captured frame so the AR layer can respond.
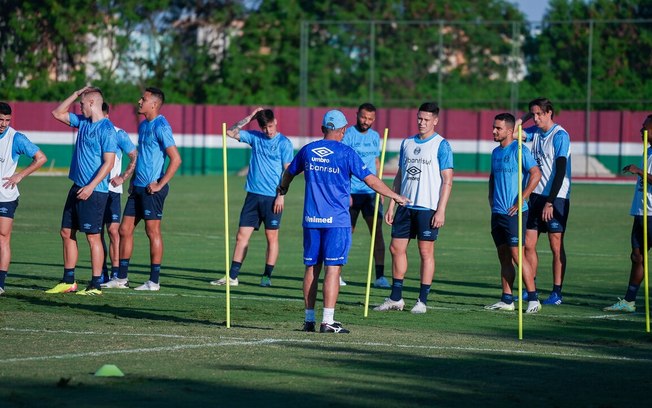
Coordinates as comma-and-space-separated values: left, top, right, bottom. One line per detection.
305, 309, 315, 322
322, 308, 334, 325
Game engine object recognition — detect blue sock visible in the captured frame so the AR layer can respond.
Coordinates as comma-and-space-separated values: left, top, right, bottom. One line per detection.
390, 279, 403, 301
149, 264, 161, 284
118, 259, 129, 279
418, 284, 431, 304
625, 284, 640, 302
263, 264, 274, 277
0, 270, 7, 289
110, 266, 119, 280
90, 276, 102, 290
63, 268, 75, 283
501, 292, 514, 304
101, 266, 110, 282
229, 261, 242, 279
527, 291, 539, 301
552, 284, 562, 295
375, 264, 384, 279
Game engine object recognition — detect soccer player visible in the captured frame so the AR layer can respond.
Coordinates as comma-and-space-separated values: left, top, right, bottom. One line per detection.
485, 113, 542, 313
99, 102, 137, 286
604, 115, 652, 313
276, 110, 408, 334
113, 87, 181, 291
374, 102, 453, 314
210, 107, 293, 287
0, 102, 47, 295
341, 103, 390, 288
517, 97, 571, 305
48, 86, 117, 295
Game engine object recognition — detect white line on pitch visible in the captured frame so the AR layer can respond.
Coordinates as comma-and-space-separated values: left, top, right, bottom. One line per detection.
1, 336, 649, 364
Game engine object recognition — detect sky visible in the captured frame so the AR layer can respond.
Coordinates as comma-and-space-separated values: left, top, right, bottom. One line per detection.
512, 0, 550, 21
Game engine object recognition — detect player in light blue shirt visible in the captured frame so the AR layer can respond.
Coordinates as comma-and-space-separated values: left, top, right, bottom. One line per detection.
277, 110, 408, 334
517, 97, 572, 306
341, 103, 389, 288
210, 108, 294, 288
0, 102, 47, 295
486, 113, 542, 314
48, 86, 117, 295
116, 87, 181, 292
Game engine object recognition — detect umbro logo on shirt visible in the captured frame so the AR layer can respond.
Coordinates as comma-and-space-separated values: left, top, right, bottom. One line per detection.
406, 166, 422, 176
312, 147, 334, 158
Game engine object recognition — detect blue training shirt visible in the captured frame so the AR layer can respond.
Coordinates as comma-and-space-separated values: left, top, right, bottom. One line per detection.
68, 113, 117, 192
342, 126, 380, 194
239, 130, 294, 197
116, 128, 136, 160
287, 139, 372, 228
0, 128, 40, 162
134, 115, 176, 187
490, 140, 538, 215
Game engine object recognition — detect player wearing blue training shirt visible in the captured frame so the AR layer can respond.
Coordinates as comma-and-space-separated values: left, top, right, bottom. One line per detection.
485, 113, 542, 314
0, 102, 47, 296
211, 107, 294, 288
375, 102, 453, 314
48, 86, 117, 295
98, 102, 137, 286
341, 103, 390, 288
517, 97, 571, 306
604, 115, 652, 313
277, 110, 408, 334
114, 87, 181, 292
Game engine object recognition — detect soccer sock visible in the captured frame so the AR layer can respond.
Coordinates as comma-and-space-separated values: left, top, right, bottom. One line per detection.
63, 268, 75, 284
118, 259, 130, 279
527, 291, 539, 301
101, 265, 110, 282
552, 284, 562, 295
418, 284, 431, 304
90, 275, 102, 290
375, 264, 384, 279
0, 270, 7, 289
229, 261, 242, 279
501, 292, 514, 304
305, 309, 315, 323
322, 308, 335, 325
149, 264, 161, 284
624, 284, 640, 302
263, 264, 274, 277
390, 279, 404, 301
110, 266, 119, 280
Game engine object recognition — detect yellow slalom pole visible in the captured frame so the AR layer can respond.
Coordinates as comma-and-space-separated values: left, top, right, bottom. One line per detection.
222, 123, 231, 329
644, 129, 650, 332
518, 124, 523, 340
364, 128, 390, 317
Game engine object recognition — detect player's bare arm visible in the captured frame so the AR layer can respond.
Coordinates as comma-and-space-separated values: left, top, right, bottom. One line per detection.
227, 107, 264, 140
432, 168, 453, 228
2, 150, 47, 189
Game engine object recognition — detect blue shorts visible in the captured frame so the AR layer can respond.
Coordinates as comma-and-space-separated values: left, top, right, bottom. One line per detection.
303, 227, 352, 266
350, 193, 383, 227
491, 212, 527, 247
103, 192, 122, 224
526, 193, 570, 233
123, 184, 169, 222
631, 216, 652, 249
61, 185, 108, 234
391, 206, 439, 241
0, 199, 19, 219
239, 192, 282, 230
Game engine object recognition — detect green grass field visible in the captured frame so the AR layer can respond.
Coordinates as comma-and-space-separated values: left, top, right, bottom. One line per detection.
1, 175, 651, 407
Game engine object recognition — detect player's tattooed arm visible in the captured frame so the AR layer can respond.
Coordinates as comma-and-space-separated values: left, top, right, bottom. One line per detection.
227, 107, 264, 140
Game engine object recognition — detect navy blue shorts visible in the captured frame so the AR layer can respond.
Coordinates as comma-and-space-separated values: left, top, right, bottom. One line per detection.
103, 192, 122, 224
61, 185, 108, 234
350, 193, 383, 227
239, 192, 282, 230
303, 227, 352, 266
0, 199, 19, 219
391, 206, 439, 241
526, 193, 570, 233
123, 184, 169, 221
631, 216, 652, 249
491, 212, 527, 247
